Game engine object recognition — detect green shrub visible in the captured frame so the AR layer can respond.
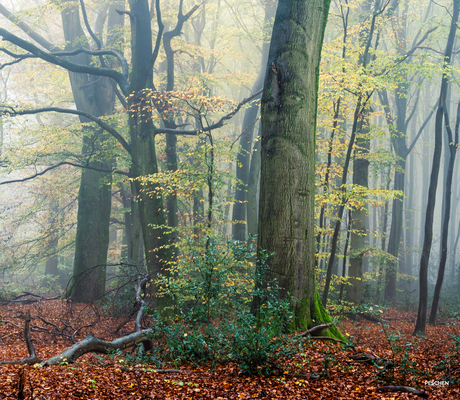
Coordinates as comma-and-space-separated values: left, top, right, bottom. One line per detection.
149, 235, 298, 373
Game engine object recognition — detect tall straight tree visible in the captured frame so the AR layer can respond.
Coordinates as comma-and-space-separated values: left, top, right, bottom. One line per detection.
257, 0, 343, 337
414, 0, 459, 336
62, 1, 121, 302
429, 101, 460, 325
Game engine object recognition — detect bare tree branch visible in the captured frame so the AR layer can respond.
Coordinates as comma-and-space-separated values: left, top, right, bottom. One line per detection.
0, 45, 129, 80
407, 106, 436, 154
0, 28, 129, 94
2, 106, 131, 153
0, 161, 129, 186
0, 4, 58, 51
148, 0, 165, 79
79, 0, 103, 50
154, 89, 262, 135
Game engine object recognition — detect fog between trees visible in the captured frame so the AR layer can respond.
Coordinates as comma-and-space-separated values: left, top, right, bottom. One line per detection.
0, 0, 459, 336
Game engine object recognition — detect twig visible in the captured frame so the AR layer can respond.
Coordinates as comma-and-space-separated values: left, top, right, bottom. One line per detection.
0, 310, 41, 365
0, 320, 22, 329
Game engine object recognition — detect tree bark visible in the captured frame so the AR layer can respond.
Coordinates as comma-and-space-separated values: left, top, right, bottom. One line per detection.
346, 118, 369, 304
429, 101, 460, 325
60, 1, 117, 303
256, 0, 342, 338
127, 0, 174, 308
413, 0, 459, 336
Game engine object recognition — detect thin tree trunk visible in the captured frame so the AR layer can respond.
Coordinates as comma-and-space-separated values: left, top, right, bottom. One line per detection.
232, 0, 275, 241
429, 101, 460, 325
346, 119, 370, 304
413, 0, 459, 336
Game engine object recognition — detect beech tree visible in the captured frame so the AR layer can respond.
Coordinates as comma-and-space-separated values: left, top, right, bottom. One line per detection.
256, 0, 343, 337
0, 0, 195, 304
0, 0, 125, 302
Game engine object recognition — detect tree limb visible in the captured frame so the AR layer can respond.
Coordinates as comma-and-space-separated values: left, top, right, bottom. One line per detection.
154, 89, 262, 136
0, 4, 58, 51
79, 0, 103, 50
41, 330, 153, 366
0, 161, 129, 186
407, 106, 436, 154
0, 28, 129, 95
148, 0, 165, 81
1, 106, 131, 153
299, 323, 334, 337
0, 310, 41, 365
376, 386, 428, 398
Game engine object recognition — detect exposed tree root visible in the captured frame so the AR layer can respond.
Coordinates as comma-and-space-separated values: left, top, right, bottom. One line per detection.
299, 323, 334, 337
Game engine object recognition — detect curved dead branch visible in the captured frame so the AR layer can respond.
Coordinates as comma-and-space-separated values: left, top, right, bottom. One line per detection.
41, 329, 153, 366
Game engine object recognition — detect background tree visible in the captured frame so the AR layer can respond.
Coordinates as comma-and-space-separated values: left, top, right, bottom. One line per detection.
414, 0, 459, 336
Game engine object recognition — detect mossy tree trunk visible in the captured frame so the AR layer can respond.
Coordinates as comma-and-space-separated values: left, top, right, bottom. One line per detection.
257, 0, 343, 338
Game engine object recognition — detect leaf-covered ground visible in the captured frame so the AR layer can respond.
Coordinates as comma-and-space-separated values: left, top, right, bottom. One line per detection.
0, 300, 459, 399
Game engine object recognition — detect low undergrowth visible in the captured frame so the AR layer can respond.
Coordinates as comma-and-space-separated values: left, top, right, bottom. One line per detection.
149, 235, 302, 374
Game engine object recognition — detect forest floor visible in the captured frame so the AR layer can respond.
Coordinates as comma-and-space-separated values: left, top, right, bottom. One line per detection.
0, 299, 459, 399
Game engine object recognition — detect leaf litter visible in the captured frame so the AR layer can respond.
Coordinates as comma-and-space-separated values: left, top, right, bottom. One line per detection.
0, 301, 458, 399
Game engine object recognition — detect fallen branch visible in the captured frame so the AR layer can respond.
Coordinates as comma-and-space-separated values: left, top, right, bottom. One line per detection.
376, 386, 428, 398
1, 292, 61, 305
0, 320, 22, 329
348, 353, 385, 366
0, 310, 41, 365
41, 329, 153, 366
343, 312, 382, 323
120, 367, 188, 374
134, 275, 153, 353
299, 323, 334, 337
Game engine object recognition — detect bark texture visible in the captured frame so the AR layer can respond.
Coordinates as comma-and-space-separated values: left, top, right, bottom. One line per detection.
257, 0, 342, 337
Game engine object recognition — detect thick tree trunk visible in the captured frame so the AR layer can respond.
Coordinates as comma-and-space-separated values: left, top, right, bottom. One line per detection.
256, 0, 342, 338
414, 0, 459, 336
61, 1, 116, 303
127, 0, 171, 308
